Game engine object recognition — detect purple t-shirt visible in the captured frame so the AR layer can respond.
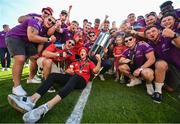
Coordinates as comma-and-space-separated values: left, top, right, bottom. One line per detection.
27, 13, 41, 18
53, 19, 68, 42
175, 9, 180, 19
148, 35, 180, 69
84, 41, 94, 51
0, 31, 7, 48
123, 41, 154, 68
61, 28, 74, 43
6, 18, 43, 42
172, 22, 180, 34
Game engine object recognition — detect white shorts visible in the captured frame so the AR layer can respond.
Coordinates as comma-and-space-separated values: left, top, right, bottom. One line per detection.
37, 57, 60, 73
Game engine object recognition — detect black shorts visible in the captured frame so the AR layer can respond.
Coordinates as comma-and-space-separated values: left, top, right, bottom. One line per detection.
128, 63, 139, 73
5, 37, 37, 57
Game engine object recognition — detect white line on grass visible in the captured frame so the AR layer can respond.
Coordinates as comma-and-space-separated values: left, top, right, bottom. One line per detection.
65, 82, 92, 124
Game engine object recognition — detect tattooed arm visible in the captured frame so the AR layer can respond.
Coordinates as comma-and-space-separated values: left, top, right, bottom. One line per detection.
27, 26, 56, 43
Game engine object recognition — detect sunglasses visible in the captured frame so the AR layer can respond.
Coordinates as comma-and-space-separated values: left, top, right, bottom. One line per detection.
124, 38, 133, 43
85, 27, 91, 30
43, 11, 50, 16
68, 41, 75, 46
89, 34, 95, 37
48, 18, 56, 25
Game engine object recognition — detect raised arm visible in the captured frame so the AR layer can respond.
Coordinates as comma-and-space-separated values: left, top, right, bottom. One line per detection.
47, 20, 63, 36
93, 54, 102, 74
66, 5, 72, 25
162, 28, 180, 48
18, 15, 32, 23
99, 15, 109, 30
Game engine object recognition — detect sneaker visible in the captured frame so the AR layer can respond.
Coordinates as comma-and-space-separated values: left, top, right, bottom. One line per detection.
24, 63, 29, 67
48, 87, 56, 93
126, 78, 142, 87
1, 68, 5, 71
119, 75, 126, 84
152, 92, 162, 104
106, 69, 114, 75
99, 74, 105, 81
120, 78, 126, 84
23, 103, 49, 123
37, 67, 43, 78
114, 77, 119, 82
27, 77, 41, 84
34, 75, 42, 81
6, 68, 11, 71
12, 85, 27, 96
7, 94, 35, 113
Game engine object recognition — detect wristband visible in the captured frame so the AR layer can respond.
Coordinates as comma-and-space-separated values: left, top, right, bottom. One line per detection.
47, 37, 52, 42
56, 53, 60, 57
172, 33, 179, 39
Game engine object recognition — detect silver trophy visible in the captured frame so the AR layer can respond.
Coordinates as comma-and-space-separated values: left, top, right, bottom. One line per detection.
89, 32, 111, 58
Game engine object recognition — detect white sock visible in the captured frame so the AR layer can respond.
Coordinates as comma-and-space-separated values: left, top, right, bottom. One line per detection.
155, 82, 164, 94
44, 103, 49, 112
146, 83, 154, 95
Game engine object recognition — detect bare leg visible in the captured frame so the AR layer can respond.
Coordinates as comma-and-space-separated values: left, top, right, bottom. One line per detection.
154, 60, 168, 93
28, 57, 38, 80
141, 68, 154, 83
31, 93, 41, 103
141, 68, 154, 95
119, 64, 135, 79
13, 55, 25, 87
155, 60, 168, 83
47, 95, 62, 110
42, 59, 52, 79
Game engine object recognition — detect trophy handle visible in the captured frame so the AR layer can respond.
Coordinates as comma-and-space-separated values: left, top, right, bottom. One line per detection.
89, 32, 110, 58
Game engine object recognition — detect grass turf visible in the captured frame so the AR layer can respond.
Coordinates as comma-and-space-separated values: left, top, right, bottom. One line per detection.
0, 68, 180, 123
82, 76, 180, 123
0, 67, 81, 123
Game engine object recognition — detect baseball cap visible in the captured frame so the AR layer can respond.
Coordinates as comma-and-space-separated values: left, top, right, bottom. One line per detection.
42, 7, 54, 15
78, 47, 88, 55
95, 18, 100, 23
61, 10, 68, 15
160, 1, 173, 11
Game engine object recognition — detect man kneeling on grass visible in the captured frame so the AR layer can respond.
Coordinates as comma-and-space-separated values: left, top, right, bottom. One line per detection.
119, 33, 156, 96
8, 47, 101, 123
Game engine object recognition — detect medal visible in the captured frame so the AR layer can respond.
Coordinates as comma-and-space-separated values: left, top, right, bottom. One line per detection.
79, 59, 89, 74
130, 60, 134, 65
128, 44, 137, 65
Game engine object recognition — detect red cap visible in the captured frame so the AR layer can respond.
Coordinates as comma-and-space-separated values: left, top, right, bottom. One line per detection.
78, 47, 88, 55
42, 7, 54, 15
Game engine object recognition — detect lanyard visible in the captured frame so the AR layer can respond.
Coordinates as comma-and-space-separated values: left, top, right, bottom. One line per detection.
128, 44, 137, 65
79, 59, 89, 73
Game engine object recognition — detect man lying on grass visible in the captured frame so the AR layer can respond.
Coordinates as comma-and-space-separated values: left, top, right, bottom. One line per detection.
7, 47, 101, 123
